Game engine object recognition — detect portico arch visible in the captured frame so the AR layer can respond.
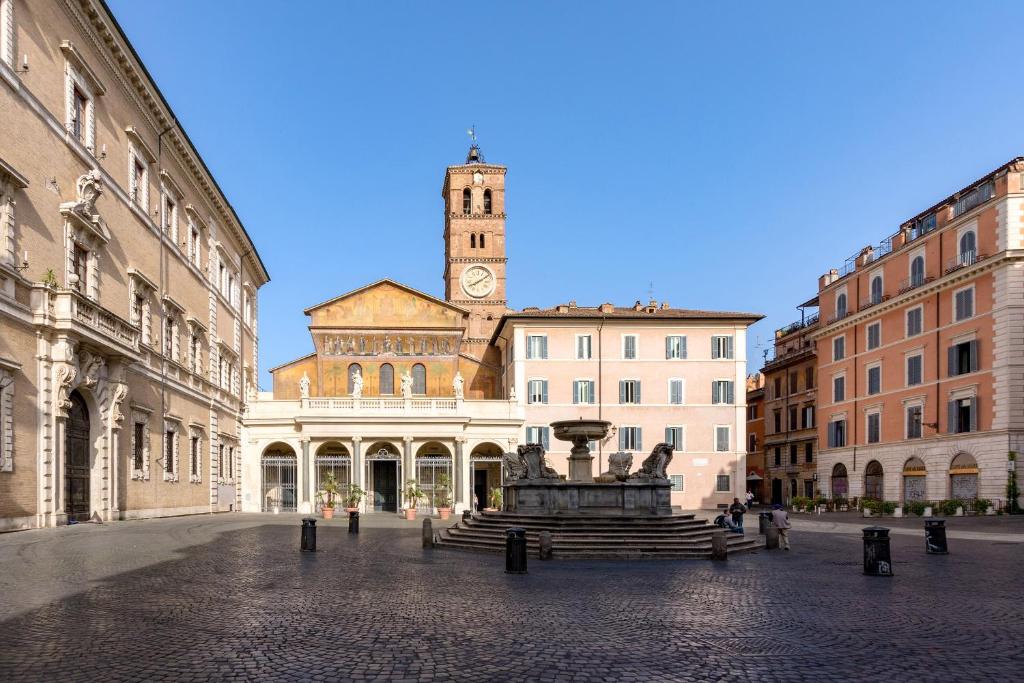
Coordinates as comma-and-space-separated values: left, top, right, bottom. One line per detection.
365, 441, 401, 513
949, 452, 979, 500
314, 441, 351, 504
830, 463, 848, 500
416, 441, 453, 513
261, 442, 297, 512
902, 457, 927, 502
864, 460, 884, 500
470, 441, 504, 511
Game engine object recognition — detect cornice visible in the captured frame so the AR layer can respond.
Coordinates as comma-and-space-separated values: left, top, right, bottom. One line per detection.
448, 257, 507, 265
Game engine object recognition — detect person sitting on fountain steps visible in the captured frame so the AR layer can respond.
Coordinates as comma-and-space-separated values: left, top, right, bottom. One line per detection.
728, 498, 747, 533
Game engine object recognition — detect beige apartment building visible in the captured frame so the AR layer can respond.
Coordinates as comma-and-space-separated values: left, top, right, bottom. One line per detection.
0, 0, 268, 530
815, 158, 1024, 507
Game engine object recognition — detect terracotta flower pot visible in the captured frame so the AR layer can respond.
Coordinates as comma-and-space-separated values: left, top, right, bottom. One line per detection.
438, 507, 451, 520
404, 508, 417, 521
322, 507, 335, 520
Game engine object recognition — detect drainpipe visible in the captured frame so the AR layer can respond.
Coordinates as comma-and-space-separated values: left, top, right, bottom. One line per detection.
597, 316, 605, 472
156, 119, 175, 495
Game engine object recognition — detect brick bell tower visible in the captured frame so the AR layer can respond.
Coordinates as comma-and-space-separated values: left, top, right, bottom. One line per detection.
442, 143, 508, 360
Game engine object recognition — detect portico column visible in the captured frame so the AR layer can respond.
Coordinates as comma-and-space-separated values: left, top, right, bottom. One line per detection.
403, 436, 414, 511
300, 438, 311, 514
53, 416, 68, 527
351, 436, 363, 512
454, 437, 466, 512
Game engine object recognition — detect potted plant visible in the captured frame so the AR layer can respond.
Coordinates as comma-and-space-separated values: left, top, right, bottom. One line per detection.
403, 479, 424, 521
343, 484, 365, 513
320, 471, 343, 519
485, 486, 502, 512
435, 473, 453, 520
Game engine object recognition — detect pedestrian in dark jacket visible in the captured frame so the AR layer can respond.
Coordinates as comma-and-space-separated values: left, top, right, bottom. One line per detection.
728, 498, 747, 533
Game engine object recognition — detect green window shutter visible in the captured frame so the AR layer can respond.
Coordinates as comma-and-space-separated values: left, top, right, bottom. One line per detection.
541, 380, 548, 404
665, 336, 672, 359
969, 340, 979, 372
618, 429, 625, 450
726, 381, 734, 404
588, 381, 595, 404
726, 337, 733, 359
635, 381, 642, 405
969, 397, 978, 432
572, 381, 579, 405
948, 400, 957, 434
541, 337, 548, 359
680, 336, 687, 359
636, 427, 643, 452
948, 346, 957, 376
618, 380, 625, 404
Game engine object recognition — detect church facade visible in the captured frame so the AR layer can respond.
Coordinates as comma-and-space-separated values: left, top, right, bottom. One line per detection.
242, 147, 761, 514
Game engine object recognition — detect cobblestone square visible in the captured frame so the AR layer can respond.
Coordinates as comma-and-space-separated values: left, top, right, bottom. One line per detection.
0, 515, 1021, 682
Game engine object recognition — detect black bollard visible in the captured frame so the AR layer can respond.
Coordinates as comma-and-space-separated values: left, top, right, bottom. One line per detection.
348, 509, 360, 534
538, 530, 553, 560
422, 518, 433, 548
505, 527, 527, 574
711, 530, 728, 561
300, 517, 317, 552
925, 519, 948, 554
758, 511, 773, 534
863, 526, 893, 576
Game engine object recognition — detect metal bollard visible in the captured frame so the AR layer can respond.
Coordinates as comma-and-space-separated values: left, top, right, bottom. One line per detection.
764, 524, 779, 549
925, 519, 948, 554
300, 517, 317, 552
422, 518, 433, 548
711, 530, 728, 561
348, 510, 360, 534
505, 527, 527, 574
758, 511, 773, 534
538, 530, 553, 560
863, 526, 893, 576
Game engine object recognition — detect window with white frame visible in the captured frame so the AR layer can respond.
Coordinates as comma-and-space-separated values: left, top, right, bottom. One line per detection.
130, 413, 150, 480
665, 426, 684, 451
827, 418, 847, 448
575, 334, 592, 360
906, 306, 923, 337
189, 329, 203, 375
869, 274, 883, 305
714, 425, 730, 452
163, 420, 179, 481
833, 336, 845, 361
619, 379, 641, 404
835, 292, 848, 319
866, 411, 881, 444
187, 218, 202, 267
572, 379, 595, 404
66, 80, 95, 149
1, 0, 14, 69
910, 253, 926, 287
188, 429, 202, 483
161, 192, 179, 242
948, 339, 979, 377
670, 474, 684, 492
716, 474, 731, 492
949, 394, 978, 434
668, 378, 684, 405
906, 353, 923, 386
665, 335, 686, 359
867, 363, 881, 395
525, 426, 550, 450
958, 229, 977, 266
802, 404, 815, 429
711, 335, 734, 359
129, 146, 149, 210
833, 374, 845, 402
526, 334, 548, 359
622, 334, 637, 360
711, 380, 734, 404
866, 322, 881, 350
163, 312, 180, 362
619, 426, 642, 451
954, 286, 974, 322
527, 379, 548, 404
0, 361, 14, 473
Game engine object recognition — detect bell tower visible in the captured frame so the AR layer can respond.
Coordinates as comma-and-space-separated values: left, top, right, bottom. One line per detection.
442, 144, 508, 359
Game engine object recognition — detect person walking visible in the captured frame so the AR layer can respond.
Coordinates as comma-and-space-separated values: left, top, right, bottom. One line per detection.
728, 498, 747, 533
745, 490, 755, 510
771, 503, 791, 550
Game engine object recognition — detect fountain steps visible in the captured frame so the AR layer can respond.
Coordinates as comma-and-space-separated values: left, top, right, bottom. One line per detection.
436, 512, 761, 559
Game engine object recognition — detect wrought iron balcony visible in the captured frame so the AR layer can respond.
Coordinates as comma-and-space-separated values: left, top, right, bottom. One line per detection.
898, 274, 934, 295
945, 250, 986, 275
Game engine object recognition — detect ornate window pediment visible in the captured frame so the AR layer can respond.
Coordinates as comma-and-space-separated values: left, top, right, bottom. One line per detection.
0, 355, 18, 472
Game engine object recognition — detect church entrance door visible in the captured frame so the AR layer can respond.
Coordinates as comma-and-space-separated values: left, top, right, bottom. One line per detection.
372, 461, 397, 513
65, 391, 91, 523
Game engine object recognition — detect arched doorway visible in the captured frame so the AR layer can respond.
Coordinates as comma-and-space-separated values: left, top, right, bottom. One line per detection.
65, 390, 91, 522
950, 452, 979, 500
831, 463, 849, 500
365, 441, 400, 512
416, 441, 452, 514
864, 460, 884, 500
315, 442, 351, 510
902, 457, 927, 502
261, 443, 297, 512
470, 442, 504, 511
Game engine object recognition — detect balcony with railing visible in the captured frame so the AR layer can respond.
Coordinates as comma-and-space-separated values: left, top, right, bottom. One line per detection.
247, 396, 525, 422
859, 294, 891, 312
952, 181, 994, 218
898, 273, 935, 295
944, 250, 987, 275
774, 312, 819, 339
33, 286, 141, 355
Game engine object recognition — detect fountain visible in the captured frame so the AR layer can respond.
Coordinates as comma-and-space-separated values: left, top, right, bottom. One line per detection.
550, 418, 610, 482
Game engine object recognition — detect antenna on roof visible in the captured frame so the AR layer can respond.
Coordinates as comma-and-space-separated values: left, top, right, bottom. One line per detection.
467, 125, 477, 143
647, 281, 654, 300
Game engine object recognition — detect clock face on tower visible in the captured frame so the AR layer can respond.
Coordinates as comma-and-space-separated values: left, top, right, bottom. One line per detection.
460, 264, 496, 298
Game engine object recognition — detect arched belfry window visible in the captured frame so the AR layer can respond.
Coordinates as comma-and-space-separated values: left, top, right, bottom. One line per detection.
462, 188, 471, 214
479, 233, 486, 248
470, 233, 476, 249
412, 363, 426, 395
379, 363, 394, 395
483, 189, 492, 214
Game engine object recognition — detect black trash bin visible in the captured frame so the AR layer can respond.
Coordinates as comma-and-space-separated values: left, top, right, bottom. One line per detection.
300, 517, 317, 552
505, 527, 527, 574
862, 526, 893, 576
348, 510, 359, 534
925, 519, 948, 554
759, 511, 773, 534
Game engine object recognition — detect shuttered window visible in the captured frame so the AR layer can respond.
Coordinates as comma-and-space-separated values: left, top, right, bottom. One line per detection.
623, 335, 637, 359
833, 336, 845, 361
526, 335, 548, 359
668, 379, 684, 405
948, 340, 979, 377
948, 397, 978, 434
867, 413, 880, 444
711, 335, 734, 359
665, 427, 684, 450
576, 335, 592, 359
619, 380, 641, 404
955, 288, 974, 321
527, 379, 548, 404
867, 323, 881, 350
907, 355, 922, 386
526, 426, 550, 450
618, 426, 642, 451
714, 426, 730, 452
833, 376, 845, 402
906, 307, 923, 336
827, 420, 847, 448
906, 405, 922, 439
711, 380, 734, 404
572, 380, 595, 404
867, 366, 881, 395
716, 474, 731, 492
665, 335, 686, 359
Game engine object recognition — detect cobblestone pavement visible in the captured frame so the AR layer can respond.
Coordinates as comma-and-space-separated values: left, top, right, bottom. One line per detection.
0, 514, 1021, 682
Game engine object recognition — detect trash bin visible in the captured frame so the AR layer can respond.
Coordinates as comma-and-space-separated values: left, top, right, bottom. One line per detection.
924, 519, 948, 554
505, 527, 527, 574
300, 517, 317, 552
862, 526, 893, 576
759, 511, 773, 534
348, 510, 359, 534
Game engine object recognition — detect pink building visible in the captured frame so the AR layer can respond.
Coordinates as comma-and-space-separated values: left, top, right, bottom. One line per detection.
492, 302, 762, 510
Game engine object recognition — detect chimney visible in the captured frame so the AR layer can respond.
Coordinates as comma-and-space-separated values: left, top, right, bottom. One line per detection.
599, 303, 614, 313
661, 301, 670, 310
633, 300, 643, 311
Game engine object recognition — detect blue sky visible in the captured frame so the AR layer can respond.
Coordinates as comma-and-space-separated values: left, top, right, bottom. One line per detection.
108, 0, 1024, 388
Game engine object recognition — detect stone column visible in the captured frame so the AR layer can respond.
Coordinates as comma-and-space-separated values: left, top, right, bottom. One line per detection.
351, 436, 363, 512
403, 436, 414, 511
454, 437, 465, 511
300, 438, 311, 514
53, 417, 68, 526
